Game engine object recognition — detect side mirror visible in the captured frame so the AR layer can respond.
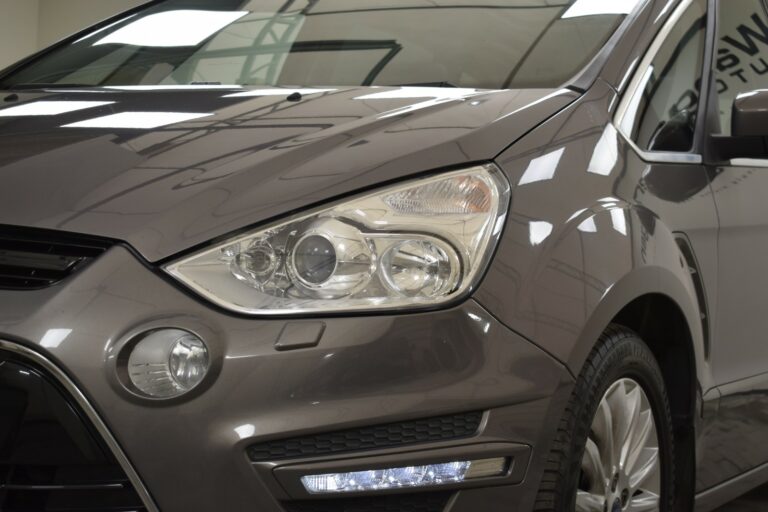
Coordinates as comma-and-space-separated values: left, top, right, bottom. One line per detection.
711, 90, 768, 161
733, 90, 768, 137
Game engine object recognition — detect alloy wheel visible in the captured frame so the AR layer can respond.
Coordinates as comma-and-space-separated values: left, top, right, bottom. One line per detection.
576, 378, 662, 512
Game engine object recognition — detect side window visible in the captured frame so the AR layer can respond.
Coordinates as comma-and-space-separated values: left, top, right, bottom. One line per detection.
716, 0, 768, 135
621, 0, 707, 153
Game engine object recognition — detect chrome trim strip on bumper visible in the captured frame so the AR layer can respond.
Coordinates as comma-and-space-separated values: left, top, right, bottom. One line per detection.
0, 340, 159, 512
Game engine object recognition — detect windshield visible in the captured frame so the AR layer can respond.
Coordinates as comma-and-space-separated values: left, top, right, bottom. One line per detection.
0, 0, 640, 90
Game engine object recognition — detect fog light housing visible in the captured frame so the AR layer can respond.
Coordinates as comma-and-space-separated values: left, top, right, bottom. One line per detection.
300, 457, 507, 494
126, 329, 209, 399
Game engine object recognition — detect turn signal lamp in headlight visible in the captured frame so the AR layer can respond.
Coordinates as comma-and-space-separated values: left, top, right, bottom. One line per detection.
300, 457, 508, 494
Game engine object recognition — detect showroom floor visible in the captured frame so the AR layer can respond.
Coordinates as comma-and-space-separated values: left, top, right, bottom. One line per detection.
715, 485, 768, 511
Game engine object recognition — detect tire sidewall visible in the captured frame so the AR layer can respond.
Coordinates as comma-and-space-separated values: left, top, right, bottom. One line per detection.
565, 333, 675, 512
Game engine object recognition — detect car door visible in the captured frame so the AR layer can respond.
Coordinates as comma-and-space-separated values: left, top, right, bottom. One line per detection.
698, 0, 768, 491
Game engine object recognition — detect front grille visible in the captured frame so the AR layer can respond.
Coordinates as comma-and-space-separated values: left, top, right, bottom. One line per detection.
0, 353, 147, 511
283, 492, 452, 512
248, 411, 483, 462
0, 226, 112, 290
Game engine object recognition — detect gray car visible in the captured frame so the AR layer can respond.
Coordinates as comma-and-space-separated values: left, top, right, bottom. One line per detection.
2, 0, 768, 511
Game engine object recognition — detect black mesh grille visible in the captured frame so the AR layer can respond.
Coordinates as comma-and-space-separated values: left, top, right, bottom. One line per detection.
0, 226, 112, 290
0, 353, 147, 511
283, 492, 452, 512
248, 412, 483, 462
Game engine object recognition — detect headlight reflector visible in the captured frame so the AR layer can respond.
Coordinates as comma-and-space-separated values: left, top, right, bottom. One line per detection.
165, 164, 509, 315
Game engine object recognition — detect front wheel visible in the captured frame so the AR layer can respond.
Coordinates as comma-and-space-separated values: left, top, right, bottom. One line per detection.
534, 326, 675, 512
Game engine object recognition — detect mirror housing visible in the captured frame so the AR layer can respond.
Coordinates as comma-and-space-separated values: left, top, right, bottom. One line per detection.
710, 90, 768, 162
733, 90, 768, 138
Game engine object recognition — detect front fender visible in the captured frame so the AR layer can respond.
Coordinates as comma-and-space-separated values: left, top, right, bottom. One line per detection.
477, 201, 706, 380
565, 206, 706, 375
473, 81, 715, 389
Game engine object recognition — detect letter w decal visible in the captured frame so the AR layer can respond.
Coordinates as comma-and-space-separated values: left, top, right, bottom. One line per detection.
723, 13, 768, 56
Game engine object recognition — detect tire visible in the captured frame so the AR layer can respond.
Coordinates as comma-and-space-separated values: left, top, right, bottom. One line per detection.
534, 325, 675, 512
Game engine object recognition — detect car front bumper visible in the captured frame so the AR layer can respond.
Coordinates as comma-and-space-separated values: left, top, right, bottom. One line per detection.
0, 245, 574, 512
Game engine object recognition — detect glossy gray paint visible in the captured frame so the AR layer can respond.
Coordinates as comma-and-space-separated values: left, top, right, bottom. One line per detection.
2, 0, 768, 510
0, 86, 575, 262
0, 246, 573, 511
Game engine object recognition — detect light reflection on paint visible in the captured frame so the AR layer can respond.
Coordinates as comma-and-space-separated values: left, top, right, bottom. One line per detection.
64, 111, 213, 129
529, 221, 554, 246
519, 148, 565, 186
40, 329, 73, 349
578, 217, 598, 233
588, 125, 619, 176
355, 87, 497, 119
234, 424, 255, 439
611, 209, 628, 235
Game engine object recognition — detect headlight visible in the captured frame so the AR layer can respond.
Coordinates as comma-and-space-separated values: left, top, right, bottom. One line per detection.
165, 164, 509, 315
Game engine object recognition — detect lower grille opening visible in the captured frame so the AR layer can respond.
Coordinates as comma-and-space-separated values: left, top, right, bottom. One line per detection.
282, 492, 453, 512
248, 411, 483, 462
0, 354, 147, 512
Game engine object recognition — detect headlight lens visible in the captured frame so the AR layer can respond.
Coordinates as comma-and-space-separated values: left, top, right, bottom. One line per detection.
165, 164, 509, 315
126, 329, 209, 398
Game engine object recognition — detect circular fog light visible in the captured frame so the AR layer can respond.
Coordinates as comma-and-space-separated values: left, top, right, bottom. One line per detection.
126, 329, 209, 399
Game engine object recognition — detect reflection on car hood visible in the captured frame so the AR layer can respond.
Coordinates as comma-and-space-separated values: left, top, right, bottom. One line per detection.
0, 85, 577, 261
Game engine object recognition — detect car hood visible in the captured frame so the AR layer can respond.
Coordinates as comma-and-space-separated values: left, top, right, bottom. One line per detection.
0, 85, 577, 261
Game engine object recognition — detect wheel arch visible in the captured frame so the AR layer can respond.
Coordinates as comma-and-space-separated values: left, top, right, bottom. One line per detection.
571, 264, 703, 510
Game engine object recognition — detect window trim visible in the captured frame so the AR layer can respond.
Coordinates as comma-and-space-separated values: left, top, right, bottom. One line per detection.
614, 0, 705, 164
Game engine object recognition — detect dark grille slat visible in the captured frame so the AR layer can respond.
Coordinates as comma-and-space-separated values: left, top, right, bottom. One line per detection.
0, 276, 59, 287
248, 412, 483, 462
0, 264, 70, 280
0, 226, 112, 290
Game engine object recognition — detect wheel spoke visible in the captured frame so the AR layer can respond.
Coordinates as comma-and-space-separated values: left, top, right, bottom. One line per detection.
629, 447, 660, 489
583, 437, 607, 487
576, 491, 605, 512
619, 385, 643, 468
592, 396, 615, 471
627, 490, 660, 512
625, 409, 654, 474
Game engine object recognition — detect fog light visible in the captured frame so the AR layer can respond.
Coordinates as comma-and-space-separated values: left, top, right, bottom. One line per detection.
300, 457, 507, 494
127, 329, 209, 398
